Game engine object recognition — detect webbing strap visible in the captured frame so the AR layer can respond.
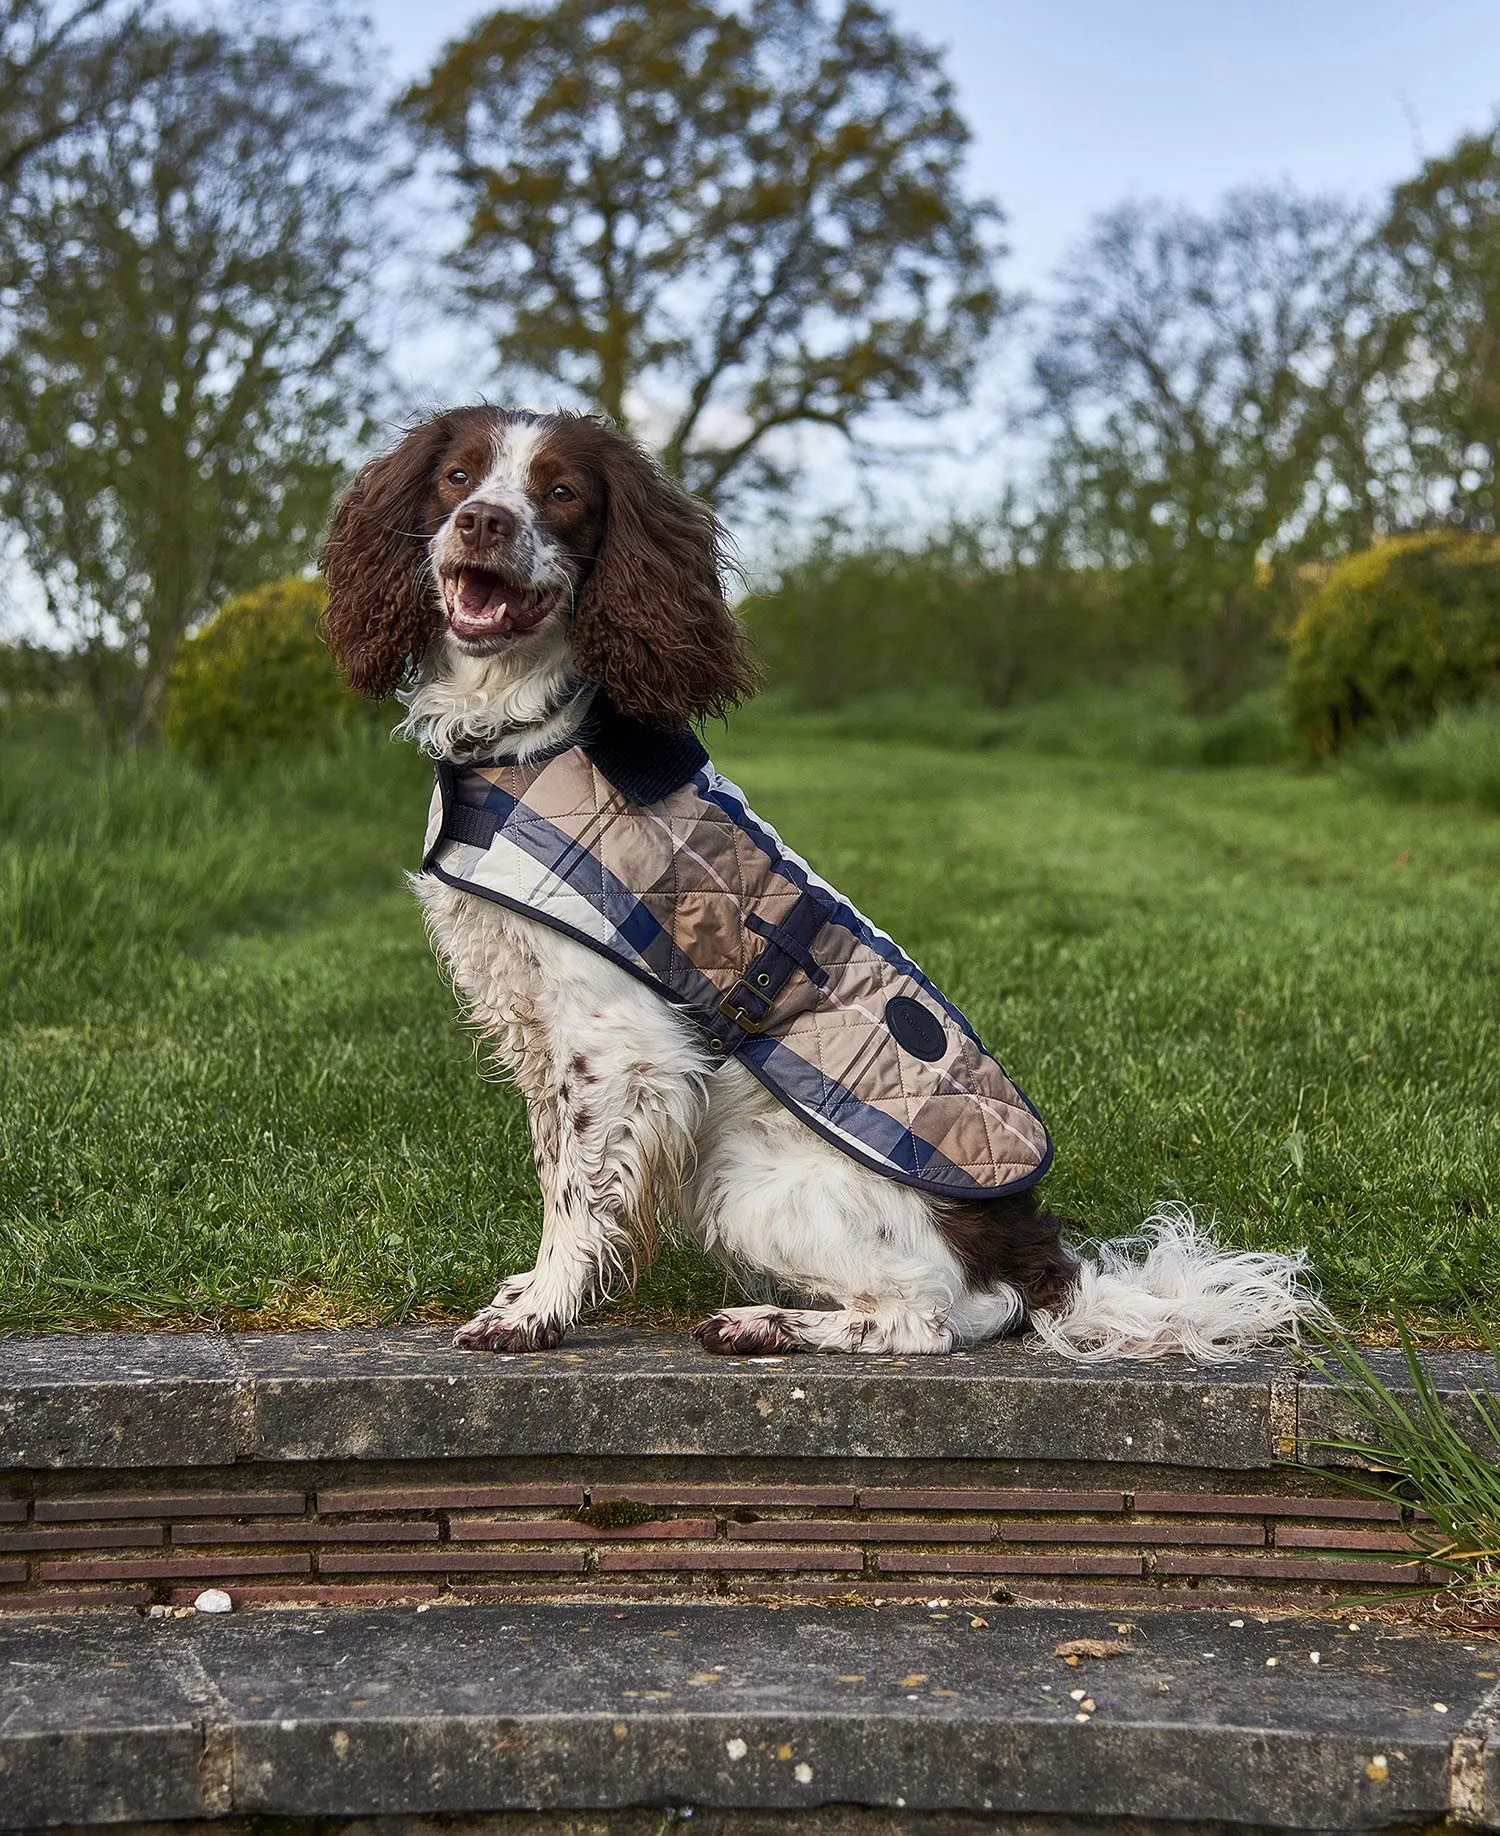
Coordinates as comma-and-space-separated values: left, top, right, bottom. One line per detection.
717, 887, 830, 1035
442, 799, 499, 849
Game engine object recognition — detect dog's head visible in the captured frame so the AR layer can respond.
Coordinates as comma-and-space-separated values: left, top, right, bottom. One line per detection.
319, 407, 755, 723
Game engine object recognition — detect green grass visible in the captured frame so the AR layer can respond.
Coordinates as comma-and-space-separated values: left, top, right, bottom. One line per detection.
1344, 700, 1500, 816
2, 692, 1497, 1333
783, 677, 1300, 769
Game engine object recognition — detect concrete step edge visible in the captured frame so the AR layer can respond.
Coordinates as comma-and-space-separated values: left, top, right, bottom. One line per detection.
0, 1326, 1494, 1473
2, 1600, 1497, 1831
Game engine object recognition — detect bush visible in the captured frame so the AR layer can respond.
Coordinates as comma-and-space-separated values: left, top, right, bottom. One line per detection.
745, 524, 1135, 712
1286, 532, 1500, 754
0, 640, 77, 705
163, 576, 366, 767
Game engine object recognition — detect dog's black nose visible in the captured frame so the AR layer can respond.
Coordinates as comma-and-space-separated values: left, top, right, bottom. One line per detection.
453, 501, 516, 549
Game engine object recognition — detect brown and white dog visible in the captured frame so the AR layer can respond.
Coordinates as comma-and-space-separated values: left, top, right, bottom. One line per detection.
320, 405, 1316, 1360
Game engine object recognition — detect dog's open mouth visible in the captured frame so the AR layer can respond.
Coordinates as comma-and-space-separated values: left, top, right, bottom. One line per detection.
441, 568, 561, 642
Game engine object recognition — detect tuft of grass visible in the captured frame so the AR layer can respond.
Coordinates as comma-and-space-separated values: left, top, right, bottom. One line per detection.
2, 692, 1498, 1333
1344, 701, 1500, 816
994, 679, 1299, 769
1305, 1322, 1500, 1603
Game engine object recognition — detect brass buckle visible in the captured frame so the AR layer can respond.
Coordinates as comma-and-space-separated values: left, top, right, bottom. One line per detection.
718, 980, 771, 1033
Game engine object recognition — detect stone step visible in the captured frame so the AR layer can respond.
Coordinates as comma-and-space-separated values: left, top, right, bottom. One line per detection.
3, 1328, 1491, 1474
3, 1601, 1497, 1831
0, 1329, 1492, 1615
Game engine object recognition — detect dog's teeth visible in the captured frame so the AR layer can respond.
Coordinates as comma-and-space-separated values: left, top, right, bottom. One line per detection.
498, 602, 507, 615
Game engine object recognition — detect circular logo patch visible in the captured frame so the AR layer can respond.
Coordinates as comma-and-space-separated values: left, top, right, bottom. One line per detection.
884, 995, 947, 1062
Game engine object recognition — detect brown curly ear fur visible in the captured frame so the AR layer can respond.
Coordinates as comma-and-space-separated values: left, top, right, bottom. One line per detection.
572, 430, 757, 722
319, 416, 472, 697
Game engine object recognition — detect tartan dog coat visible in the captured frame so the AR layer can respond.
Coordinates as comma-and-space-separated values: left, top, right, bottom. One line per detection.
421, 697, 1052, 1200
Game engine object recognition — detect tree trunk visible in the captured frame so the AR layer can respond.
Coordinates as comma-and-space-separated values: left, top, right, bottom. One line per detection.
1182, 585, 1256, 715
122, 659, 171, 747
121, 603, 187, 746
597, 303, 630, 430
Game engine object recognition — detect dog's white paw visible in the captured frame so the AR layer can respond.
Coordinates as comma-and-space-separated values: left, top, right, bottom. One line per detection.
694, 1307, 796, 1356
452, 1280, 563, 1353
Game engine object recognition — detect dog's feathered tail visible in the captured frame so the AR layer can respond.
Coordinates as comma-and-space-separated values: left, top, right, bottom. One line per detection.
1028, 1204, 1323, 1364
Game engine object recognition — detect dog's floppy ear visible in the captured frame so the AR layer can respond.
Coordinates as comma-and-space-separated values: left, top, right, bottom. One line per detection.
571, 431, 756, 723
319, 418, 454, 698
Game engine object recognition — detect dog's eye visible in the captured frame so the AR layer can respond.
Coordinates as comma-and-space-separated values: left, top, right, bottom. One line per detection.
548, 483, 576, 502
446, 467, 469, 486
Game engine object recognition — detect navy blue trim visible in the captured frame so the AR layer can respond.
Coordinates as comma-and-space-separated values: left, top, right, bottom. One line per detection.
461, 780, 730, 1018
423, 859, 727, 1045
694, 771, 984, 1048
426, 760, 461, 868
741, 1035, 1050, 1189
429, 764, 748, 1050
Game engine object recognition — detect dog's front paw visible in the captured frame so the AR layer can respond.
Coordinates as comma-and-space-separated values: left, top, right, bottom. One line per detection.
693, 1307, 796, 1356
452, 1307, 564, 1353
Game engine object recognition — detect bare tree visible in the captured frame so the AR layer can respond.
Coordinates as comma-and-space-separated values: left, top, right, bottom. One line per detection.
1035, 189, 1390, 709
0, 0, 157, 201
402, 0, 1005, 504
1381, 122, 1500, 530
0, 13, 390, 739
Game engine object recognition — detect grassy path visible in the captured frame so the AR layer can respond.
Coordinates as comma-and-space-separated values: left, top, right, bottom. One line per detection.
3, 703, 1496, 1331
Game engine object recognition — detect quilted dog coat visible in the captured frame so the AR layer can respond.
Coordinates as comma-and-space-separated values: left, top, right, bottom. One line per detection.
420, 699, 1051, 1199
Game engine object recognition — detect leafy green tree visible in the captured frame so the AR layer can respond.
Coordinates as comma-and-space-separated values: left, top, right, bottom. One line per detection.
1035, 189, 1389, 710
1382, 125, 1500, 530
402, 0, 1004, 503
0, 14, 389, 740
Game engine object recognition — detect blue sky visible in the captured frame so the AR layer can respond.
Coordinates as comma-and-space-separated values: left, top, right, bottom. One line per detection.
919, 0, 1500, 293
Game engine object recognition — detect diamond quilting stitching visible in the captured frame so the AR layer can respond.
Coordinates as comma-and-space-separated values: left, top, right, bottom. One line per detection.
779, 990, 842, 1118
793, 969, 1026, 1181
800, 980, 951, 1168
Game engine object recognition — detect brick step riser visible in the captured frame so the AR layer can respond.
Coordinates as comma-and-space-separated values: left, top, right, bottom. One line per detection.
0, 1459, 1440, 1613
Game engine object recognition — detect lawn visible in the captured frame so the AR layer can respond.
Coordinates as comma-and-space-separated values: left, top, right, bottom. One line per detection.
2, 694, 1497, 1335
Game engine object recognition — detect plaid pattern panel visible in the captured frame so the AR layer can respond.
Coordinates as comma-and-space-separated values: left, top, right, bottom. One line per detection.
422, 749, 1051, 1198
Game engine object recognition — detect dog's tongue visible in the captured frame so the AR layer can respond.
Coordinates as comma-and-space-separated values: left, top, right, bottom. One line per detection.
450, 569, 553, 636
457, 572, 501, 621
500, 597, 551, 635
